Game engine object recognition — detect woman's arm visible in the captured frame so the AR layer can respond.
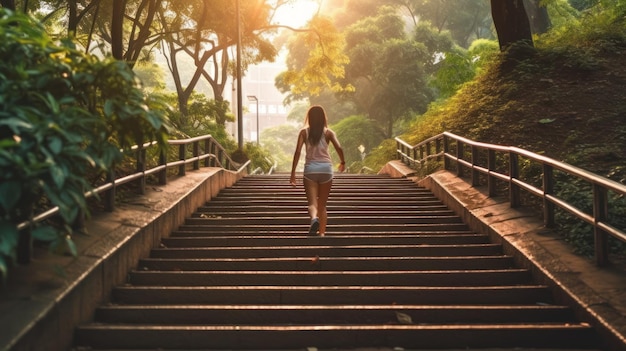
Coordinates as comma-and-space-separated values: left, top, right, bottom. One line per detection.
290, 129, 306, 185
327, 129, 346, 172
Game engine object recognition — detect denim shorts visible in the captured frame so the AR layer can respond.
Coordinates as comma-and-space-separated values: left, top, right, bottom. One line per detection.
303, 162, 333, 184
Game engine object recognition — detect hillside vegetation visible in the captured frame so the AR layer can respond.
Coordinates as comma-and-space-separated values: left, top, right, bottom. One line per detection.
364, 8, 626, 258
377, 30, 625, 183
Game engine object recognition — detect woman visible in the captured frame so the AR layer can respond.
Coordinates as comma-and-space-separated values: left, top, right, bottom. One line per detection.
290, 105, 346, 236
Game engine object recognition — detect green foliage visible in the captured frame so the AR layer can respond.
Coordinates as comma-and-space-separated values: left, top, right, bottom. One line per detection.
402, 0, 494, 48
467, 39, 501, 71
539, 0, 626, 52
279, 16, 352, 102
429, 50, 476, 99
362, 138, 399, 173
260, 124, 300, 172
169, 93, 235, 133
0, 9, 170, 281
554, 178, 626, 257
331, 115, 385, 168
377, 0, 626, 257
341, 7, 434, 137
243, 142, 274, 173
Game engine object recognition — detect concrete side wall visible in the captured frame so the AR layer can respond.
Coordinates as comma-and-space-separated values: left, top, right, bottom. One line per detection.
1, 168, 245, 351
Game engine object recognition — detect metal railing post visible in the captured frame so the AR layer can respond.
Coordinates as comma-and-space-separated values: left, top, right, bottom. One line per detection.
435, 138, 442, 163
471, 145, 480, 186
158, 149, 167, 185
509, 152, 520, 208
488, 149, 497, 197
204, 139, 211, 167
137, 147, 146, 195
456, 141, 464, 178
543, 164, 555, 227
105, 169, 116, 212
193, 141, 200, 170
178, 144, 186, 176
593, 184, 609, 266
443, 135, 450, 170
394, 132, 626, 268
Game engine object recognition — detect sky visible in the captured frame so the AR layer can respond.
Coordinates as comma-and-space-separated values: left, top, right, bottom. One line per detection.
273, 0, 319, 28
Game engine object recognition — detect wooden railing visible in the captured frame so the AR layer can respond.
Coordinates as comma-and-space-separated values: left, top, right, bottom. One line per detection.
16, 134, 249, 263
396, 132, 626, 266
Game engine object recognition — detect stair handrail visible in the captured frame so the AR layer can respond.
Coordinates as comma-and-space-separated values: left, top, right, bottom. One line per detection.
396, 131, 626, 266
16, 134, 250, 263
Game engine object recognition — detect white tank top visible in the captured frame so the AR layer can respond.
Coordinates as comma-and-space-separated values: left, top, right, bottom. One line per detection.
305, 128, 332, 164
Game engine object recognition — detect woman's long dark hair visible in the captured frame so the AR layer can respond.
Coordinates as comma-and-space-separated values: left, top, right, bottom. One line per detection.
305, 105, 328, 145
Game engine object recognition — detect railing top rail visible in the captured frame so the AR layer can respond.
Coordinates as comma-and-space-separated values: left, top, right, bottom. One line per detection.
397, 132, 625, 195
395, 133, 441, 149
236, 160, 252, 173
396, 131, 625, 267
167, 134, 215, 145
17, 134, 248, 235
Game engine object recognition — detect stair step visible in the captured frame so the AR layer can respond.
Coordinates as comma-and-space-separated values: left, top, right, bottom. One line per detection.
74, 174, 602, 350
94, 304, 576, 324
183, 215, 464, 226
148, 244, 504, 258
162, 234, 490, 246
75, 324, 598, 349
191, 209, 456, 217
175, 223, 471, 233
111, 285, 554, 305
127, 269, 531, 286
137, 255, 516, 271
201, 200, 446, 207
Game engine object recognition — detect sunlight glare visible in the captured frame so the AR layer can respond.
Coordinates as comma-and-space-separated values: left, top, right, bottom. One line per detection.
274, 0, 319, 28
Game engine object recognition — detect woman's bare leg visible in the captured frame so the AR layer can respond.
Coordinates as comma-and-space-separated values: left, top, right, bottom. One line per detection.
303, 177, 319, 220
317, 180, 332, 235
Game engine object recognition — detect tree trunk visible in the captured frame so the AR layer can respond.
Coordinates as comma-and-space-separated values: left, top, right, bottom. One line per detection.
68, 0, 78, 36
523, 0, 551, 35
111, 0, 125, 60
0, 0, 15, 10
491, 0, 534, 50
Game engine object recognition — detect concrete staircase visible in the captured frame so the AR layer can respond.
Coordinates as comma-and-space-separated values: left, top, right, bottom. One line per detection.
73, 174, 601, 350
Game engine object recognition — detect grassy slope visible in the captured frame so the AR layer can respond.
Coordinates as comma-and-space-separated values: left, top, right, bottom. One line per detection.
385, 31, 626, 184
365, 14, 626, 258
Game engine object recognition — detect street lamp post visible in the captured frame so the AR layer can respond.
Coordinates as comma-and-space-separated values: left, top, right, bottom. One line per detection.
247, 95, 259, 145
235, 0, 243, 150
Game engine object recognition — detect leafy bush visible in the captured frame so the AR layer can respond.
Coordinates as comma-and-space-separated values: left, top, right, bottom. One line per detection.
554, 178, 626, 257
0, 9, 170, 281
332, 115, 385, 168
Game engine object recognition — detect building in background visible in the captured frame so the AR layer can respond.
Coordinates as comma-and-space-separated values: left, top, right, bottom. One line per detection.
229, 59, 291, 145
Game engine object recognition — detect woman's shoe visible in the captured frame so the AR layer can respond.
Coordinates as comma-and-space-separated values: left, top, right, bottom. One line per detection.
309, 218, 320, 235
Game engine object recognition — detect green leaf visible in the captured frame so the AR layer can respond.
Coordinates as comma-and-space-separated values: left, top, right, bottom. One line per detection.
0, 181, 22, 211
48, 136, 63, 154
104, 100, 114, 117
50, 165, 66, 189
0, 221, 19, 256
65, 235, 78, 257
0, 117, 33, 133
0, 258, 7, 285
539, 118, 556, 124
32, 226, 59, 242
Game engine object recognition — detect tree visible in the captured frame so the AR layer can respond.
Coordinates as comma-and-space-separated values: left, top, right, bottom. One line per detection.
396, 0, 494, 48
277, 15, 351, 103
0, 9, 170, 278
0, 0, 14, 10
341, 7, 433, 137
332, 115, 385, 166
491, 0, 534, 50
157, 0, 278, 126
524, 0, 552, 34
